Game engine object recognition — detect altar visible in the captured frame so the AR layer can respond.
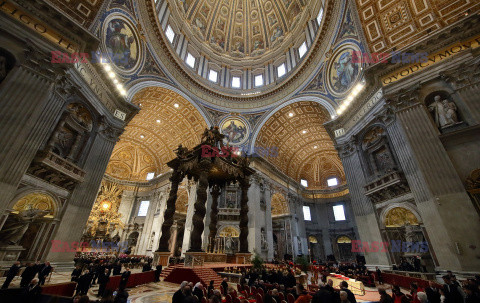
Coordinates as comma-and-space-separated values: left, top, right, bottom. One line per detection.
329, 273, 365, 295
154, 127, 255, 266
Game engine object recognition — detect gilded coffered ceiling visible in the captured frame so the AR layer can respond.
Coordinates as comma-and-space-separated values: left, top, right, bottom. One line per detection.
356, 0, 479, 53
256, 101, 346, 190
45, 0, 106, 27
105, 87, 208, 181
170, 0, 313, 60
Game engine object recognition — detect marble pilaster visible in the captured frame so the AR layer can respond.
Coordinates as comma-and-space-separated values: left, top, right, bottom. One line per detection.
339, 143, 390, 266
46, 126, 119, 262
265, 184, 274, 261
0, 64, 66, 218
392, 102, 480, 271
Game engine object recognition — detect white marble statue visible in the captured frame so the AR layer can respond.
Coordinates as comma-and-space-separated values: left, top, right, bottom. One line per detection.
428, 95, 461, 128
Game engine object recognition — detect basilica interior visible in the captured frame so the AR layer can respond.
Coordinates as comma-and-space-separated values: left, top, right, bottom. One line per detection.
0, 0, 480, 302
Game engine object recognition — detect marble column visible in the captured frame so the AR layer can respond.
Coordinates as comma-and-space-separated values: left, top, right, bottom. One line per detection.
239, 178, 250, 253
151, 190, 167, 254
265, 184, 274, 261
157, 170, 184, 252
337, 141, 390, 268
0, 62, 66, 218
181, 182, 197, 256
47, 122, 121, 262
170, 221, 179, 255
208, 184, 220, 252
390, 102, 480, 271
188, 159, 211, 252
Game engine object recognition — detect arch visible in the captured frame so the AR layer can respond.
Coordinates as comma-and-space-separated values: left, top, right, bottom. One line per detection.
8, 189, 61, 219
382, 205, 421, 228
250, 95, 337, 153
108, 85, 210, 181
252, 100, 344, 189
126, 80, 212, 127
336, 235, 351, 243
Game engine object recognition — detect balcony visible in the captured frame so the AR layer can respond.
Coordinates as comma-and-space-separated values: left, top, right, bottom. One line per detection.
364, 171, 410, 203
28, 150, 86, 190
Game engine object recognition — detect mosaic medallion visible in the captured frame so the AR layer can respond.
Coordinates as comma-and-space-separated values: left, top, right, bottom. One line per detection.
326, 44, 361, 97
220, 117, 249, 146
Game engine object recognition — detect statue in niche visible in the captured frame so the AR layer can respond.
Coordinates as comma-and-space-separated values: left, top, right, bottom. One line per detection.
261, 229, 268, 250
0, 56, 7, 83
404, 223, 424, 250
428, 95, 462, 129
0, 206, 49, 245
225, 236, 234, 254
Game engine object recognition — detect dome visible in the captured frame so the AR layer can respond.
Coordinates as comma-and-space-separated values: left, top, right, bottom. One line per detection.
146, 0, 329, 108
172, 0, 314, 60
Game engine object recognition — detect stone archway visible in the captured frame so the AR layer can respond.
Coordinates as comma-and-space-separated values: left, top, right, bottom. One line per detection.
0, 192, 59, 261
335, 235, 353, 262
382, 206, 433, 271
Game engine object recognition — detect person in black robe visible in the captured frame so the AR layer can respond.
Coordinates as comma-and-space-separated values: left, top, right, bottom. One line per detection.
340, 281, 357, 303
2, 261, 21, 289
119, 267, 131, 289
114, 287, 129, 303
172, 281, 188, 303
24, 278, 42, 303
376, 267, 383, 285
98, 268, 111, 298
38, 261, 52, 285
113, 262, 122, 275
312, 284, 335, 303
221, 278, 228, 295
442, 275, 464, 303
193, 282, 204, 301
71, 265, 82, 282
20, 263, 37, 288
77, 270, 93, 295
142, 262, 151, 272
154, 264, 162, 282
425, 281, 441, 303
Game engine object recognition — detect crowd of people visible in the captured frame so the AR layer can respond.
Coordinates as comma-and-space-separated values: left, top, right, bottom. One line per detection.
375, 273, 480, 303
169, 264, 480, 303
73, 252, 153, 269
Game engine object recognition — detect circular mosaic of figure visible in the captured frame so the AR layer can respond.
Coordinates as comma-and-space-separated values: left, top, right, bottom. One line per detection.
251, 10, 258, 19
220, 118, 249, 146
103, 15, 141, 73
326, 44, 361, 97
236, 12, 243, 20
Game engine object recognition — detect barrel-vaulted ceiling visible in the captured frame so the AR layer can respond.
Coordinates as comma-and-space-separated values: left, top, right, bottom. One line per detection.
171, 0, 313, 60
105, 87, 207, 181
255, 101, 346, 190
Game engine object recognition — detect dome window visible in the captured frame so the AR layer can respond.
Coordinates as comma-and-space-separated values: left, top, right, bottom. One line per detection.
255, 74, 264, 87
232, 76, 241, 88
165, 25, 175, 43
208, 70, 218, 83
185, 53, 196, 68
277, 63, 286, 78
299, 42, 308, 58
